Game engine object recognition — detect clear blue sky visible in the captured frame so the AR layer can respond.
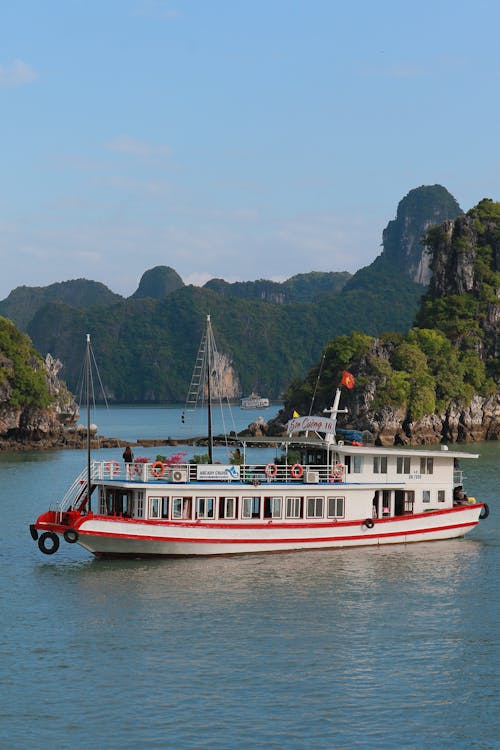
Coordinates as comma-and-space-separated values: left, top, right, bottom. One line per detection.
1, 0, 499, 299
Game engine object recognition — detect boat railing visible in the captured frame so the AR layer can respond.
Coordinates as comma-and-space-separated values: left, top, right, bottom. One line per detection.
52, 465, 98, 517
92, 460, 344, 485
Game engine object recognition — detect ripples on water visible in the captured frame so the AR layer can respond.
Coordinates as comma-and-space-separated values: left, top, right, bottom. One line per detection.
0, 438, 498, 749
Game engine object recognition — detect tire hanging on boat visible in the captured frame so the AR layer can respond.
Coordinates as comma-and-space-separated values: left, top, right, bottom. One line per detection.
363, 518, 375, 529
63, 529, 79, 544
29, 524, 39, 541
38, 531, 60, 555
479, 503, 490, 519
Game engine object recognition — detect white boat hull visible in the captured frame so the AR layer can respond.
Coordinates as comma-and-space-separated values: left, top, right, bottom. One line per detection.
73, 505, 482, 557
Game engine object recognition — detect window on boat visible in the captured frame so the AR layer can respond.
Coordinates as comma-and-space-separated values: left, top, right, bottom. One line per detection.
242, 497, 260, 519
420, 457, 434, 474
172, 497, 192, 520
286, 497, 302, 519
438, 490, 445, 503
302, 449, 326, 466
373, 456, 388, 474
397, 456, 411, 474
136, 492, 144, 518
196, 497, 215, 519
343, 455, 362, 474
352, 455, 362, 473
327, 496, 344, 518
161, 497, 169, 518
307, 496, 324, 519
422, 490, 431, 503
219, 496, 237, 519
149, 497, 160, 519
264, 497, 282, 519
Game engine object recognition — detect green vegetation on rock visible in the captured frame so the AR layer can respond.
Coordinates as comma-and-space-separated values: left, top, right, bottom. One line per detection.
0, 317, 52, 409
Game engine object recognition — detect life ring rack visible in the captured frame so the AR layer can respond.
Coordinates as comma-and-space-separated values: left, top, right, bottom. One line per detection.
290, 463, 304, 479
151, 461, 166, 478
265, 462, 278, 478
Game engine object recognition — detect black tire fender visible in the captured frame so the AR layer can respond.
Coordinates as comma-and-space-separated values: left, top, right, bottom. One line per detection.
37, 531, 60, 555
63, 529, 79, 544
479, 503, 490, 520
29, 524, 39, 541
364, 518, 375, 529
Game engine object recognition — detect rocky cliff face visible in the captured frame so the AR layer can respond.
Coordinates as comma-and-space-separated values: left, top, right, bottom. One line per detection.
381, 185, 463, 285
341, 362, 500, 446
0, 352, 78, 450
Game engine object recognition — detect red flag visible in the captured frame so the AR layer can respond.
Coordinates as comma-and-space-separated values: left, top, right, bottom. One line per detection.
341, 370, 355, 389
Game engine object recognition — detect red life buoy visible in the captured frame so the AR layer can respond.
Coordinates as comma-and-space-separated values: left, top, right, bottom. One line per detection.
151, 461, 166, 478
106, 460, 120, 476
331, 463, 345, 481
265, 462, 278, 478
290, 463, 304, 478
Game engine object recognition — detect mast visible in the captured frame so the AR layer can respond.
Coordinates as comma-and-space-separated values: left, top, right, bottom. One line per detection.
323, 388, 348, 445
206, 315, 214, 462
85, 333, 92, 512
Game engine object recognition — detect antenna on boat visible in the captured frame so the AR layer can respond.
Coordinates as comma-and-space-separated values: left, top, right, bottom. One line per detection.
85, 333, 92, 513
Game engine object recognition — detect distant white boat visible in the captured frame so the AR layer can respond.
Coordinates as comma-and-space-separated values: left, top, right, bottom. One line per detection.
240, 393, 270, 409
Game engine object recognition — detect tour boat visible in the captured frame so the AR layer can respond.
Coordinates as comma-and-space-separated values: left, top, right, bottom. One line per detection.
240, 393, 270, 409
29, 323, 490, 558
29, 367, 489, 558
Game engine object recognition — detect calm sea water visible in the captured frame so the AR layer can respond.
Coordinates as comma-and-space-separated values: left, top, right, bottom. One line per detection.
1, 407, 498, 750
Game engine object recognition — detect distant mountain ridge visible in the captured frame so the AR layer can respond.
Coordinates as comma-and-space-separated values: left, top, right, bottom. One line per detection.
0, 279, 122, 331
0, 184, 465, 402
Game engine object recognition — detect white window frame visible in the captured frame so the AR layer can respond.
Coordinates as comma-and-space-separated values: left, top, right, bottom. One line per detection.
286, 496, 302, 519
397, 456, 411, 474
222, 496, 236, 519
271, 497, 282, 518
307, 496, 324, 519
373, 456, 388, 474
420, 457, 434, 475
196, 496, 215, 519
327, 496, 345, 518
438, 490, 445, 503
422, 490, 431, 503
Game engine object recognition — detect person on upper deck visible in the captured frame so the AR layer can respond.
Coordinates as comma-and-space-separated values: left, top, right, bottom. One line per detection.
122, 446, 134, 463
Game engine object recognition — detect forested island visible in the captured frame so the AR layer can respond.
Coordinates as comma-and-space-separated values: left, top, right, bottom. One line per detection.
0, 185, 498, 448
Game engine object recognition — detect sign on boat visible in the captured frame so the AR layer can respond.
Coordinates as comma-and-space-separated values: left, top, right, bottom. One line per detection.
29, 322, 491, 558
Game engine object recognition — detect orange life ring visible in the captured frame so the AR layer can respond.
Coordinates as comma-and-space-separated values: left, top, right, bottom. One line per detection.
151, 461, 166, 478
331, 463, 345, 481
290, 463, 304, 478
265, 462, 278, 478
106, 460, 120, 476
